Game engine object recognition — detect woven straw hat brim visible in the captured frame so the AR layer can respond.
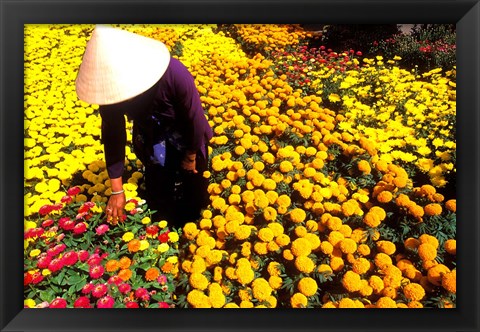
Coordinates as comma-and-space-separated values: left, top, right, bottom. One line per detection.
75, 25, 170, 105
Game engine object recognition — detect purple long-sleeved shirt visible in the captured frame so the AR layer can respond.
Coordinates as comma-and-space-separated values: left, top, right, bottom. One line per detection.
99, 57, 213, 179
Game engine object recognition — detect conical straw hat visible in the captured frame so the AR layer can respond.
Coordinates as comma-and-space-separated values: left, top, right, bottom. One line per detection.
75, 25, 170, 105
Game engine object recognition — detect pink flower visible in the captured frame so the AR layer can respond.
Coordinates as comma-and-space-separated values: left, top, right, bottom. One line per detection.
125, 301, 139, 308
157, 274, 167, 285
48, 258, 64, 273
62, 251, 78, 266
78, 250, 89, 262
81, 282, 95, 294
74, 296, 92, 308
107, 276, 122, 285
134, 287, 150, 302
89, 265, 104, 279
49, 298, 67, 308
67, 186, 81, 196
35, 301, 50, 308
73, 222, 87, 235
95, 224, 110, 236
97, 296, 115, 308
158, 302, 169, 309
118, 283, 131, 294
92, 283, 108, 298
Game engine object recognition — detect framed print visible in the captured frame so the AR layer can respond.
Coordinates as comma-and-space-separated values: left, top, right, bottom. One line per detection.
1, 0, 479, 331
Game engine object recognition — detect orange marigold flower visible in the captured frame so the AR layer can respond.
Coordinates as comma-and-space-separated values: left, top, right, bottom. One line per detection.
369, 275, 385, 294
352, 258, 372, 275
298, 277, 318, 297
403, 282, 426, 301
357, 244, 371, 256
339, 238, 357, 254
408, 204, 425, 219
290, 292, 308, 308
295, 256, 315, 273
357, 160, 371, 174
382, 286, 398, 299
395, 193, 411, 207
404, 237, 421, 250
393, 176, 408, 188
290, 208, 307, 223
376, 297, 397, 308
363, 212, 381, 228
418, 243, 437, 261
320, 241, 334, 255
105, 259, 120, 272
377, 190, 393, 203
291, 238, 312, 257
374, 253, 392, 269
420, 184, 436, 196
445, 199, 456, 212
161, 262, 174, 274
342, 271, 362, 292
118, 268, 132, 281
376, 240, 396, 255
424, 203, 443, 216
444, 239, 456, 255
441, 270, 456, 294
118, 256, 132, 269
419, 233, 439, 249
145, 267, 160, 281
427, 264, 451, 286
338, 298, 357, 308
407, 301, 423, 308
127, 239, 141, 253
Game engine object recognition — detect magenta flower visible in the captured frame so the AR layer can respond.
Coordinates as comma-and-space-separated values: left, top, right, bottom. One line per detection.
81, 282, 94, 294
89, 265, 104, 279
97, 295, 115, 308
107, 275, 122, 285
126, 301, 139, 308
91, 283, 108, 298
62, 251, 78, 266
157, 274, 167, 285
118, 283, 131, 294
48, 258, 64, 273
87, 254, 102, 266
73, 222, 87, 234
78, 250, 89, 262
95, 224, 110, 236
134, 287, 150, 302
49, 298, 67, 308
36, 254, 52, 269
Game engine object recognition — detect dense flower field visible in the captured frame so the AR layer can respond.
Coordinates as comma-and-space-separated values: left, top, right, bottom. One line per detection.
24, 24, 456, 309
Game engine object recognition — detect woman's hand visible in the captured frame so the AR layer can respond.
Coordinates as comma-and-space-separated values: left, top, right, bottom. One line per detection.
106, 193, 126, 225
181, 151, 197, 173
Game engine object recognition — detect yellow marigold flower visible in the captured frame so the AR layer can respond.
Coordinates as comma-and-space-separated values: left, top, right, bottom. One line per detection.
322, 301, 337, 308
317, 264, 333, 276
236, 266, 255, 285
374, 253, 393, 269
377, 240, 396, 255
268, 275, 283, 291
29, 249, 41, 258
233, 225, 251, 241
24, 299, 36, 308
352, 258, 371, 275
252, 278, 272, 301
168, 232, 179, 243
258, 227, 274, 242
327, 231, 344, 247
427, 264, 451, 286
407, 301, 424, 308
369, 275, 385, 294
291, 292, 308, 308
291, 237, 312, 257
298, 277, 318, 297
183, 222, 200, 240
403, 282, 425, 301
424, 203, 443, 216
276, 234, 291, 247
253, 242, 268, 255
338, 298, 357, 308
342, 271, 362, 292
191, 257, 207, 273
122, 232, 135, 242
187, 289, 211, 308
418, 243, 437, 261
339, 238, 357, 254
263, 206, 277, 222
441, 270, 456, 294
189, 273, 209, 290
289, 208, 307, 223
295, 255, 315, 273
382, 286, 398, 299
295, 225, 308, 238
267, 222, 284, 237
376, 297, 397, 308
363, 212, 381, 228
330, 256, 345, 272
445, 199, 456, 212
320, 241, 334, 255
279, 160, 294, 173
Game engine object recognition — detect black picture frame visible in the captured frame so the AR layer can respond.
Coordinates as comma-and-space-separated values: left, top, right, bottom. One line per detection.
1, 0, 479, 331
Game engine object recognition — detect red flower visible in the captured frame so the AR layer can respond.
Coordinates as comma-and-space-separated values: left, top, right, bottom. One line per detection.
89, 265, 105, 279
24, 272, 33, 286
36, 254, 52, 269
107, 276, 123, 285
61, 195, 73, 203
125, 301, 139, 308
67, 186, 81, 196
78, 250, 89, 262
146, 225, 159, 236
78, 202, 95, 214
97, 296, 115, 308
158, 302, 169, 309
39, 204, 53, 216
31, 272, 43, 284
356, 51, 363, 56
42, 219, 54, 228
59, 218, 75, 231
92, 283, 108, 298
81, 282, 94, 294
48, 258, 64, 273
74, 296, 92, 308
73, 222, 87, 235
87, 253, 102, 266
118, 283, 131, 294
158, 233, 169, 243
62, 251, 78, 266
49, 298, 67, 308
